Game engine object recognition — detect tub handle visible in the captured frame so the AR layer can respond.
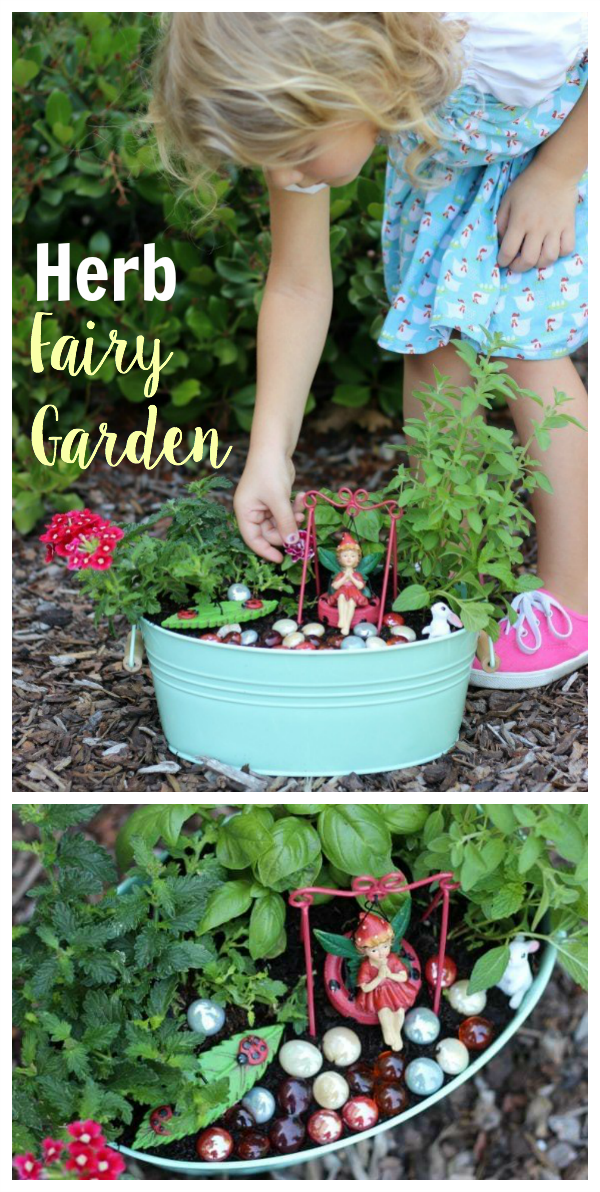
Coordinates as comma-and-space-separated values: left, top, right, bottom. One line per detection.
123, 625, 144, 673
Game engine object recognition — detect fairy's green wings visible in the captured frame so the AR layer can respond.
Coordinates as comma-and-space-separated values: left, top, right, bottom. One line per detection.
313, 929, 362, 991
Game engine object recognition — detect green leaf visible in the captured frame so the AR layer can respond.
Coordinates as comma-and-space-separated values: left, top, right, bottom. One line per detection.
13, 57, 40, 85
482, 885, 525, 921
197, 1025, 284, 1123
249, 893, 287, 960
217, 808, 274, 869
115, 804, 201, 870
171, 378, 201, 406
518, 834, 544, 874
393, 584, 430, 611
318, 805, 392, 877
45, 89, 72, 126
255, 818, 321, 889
539, 813, 585, 863
556, 938, 587, 990
483, 805, 517, 833
197, 880, 253, 933
378, 805, 430, 834
467, 945, 510, 994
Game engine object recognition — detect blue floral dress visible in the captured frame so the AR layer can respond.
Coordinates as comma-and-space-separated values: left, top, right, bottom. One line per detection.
378, 52, 588, 359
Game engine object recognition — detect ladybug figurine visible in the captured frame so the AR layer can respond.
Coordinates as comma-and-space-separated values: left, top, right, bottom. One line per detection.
150, 1105, 173, 1135
237, 1035, 269, 1066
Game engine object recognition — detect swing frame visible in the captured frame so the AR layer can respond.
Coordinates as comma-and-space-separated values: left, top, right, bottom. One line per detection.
289, 870, 460, 1037
296, 487, 403, 633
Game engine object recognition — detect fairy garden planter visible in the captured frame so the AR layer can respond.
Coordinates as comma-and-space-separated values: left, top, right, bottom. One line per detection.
38, 338, 578, 776
13, 804, 587, 1178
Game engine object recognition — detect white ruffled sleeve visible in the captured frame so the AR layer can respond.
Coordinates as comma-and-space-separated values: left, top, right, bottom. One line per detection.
447, 12, 588, 108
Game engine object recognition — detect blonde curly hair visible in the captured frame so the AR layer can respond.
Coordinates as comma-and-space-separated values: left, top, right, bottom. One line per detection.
149, 13, 465, 205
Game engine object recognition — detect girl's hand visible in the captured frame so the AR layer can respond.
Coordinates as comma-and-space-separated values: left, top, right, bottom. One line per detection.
234, 451, 305, 563
497, 159, 578, 273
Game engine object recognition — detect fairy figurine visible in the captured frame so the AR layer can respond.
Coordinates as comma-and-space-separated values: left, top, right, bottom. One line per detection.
353, 911, 417, 1051
315, 898, 421, 1052
325, 533, 369, 635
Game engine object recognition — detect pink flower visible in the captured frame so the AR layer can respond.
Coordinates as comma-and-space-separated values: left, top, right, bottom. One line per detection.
91, 1147, 127, 1179
283, 529, 314, 563
42, 1137, 64, 1164
13, 1153, 43, 1180
67, 1120, 106, 1148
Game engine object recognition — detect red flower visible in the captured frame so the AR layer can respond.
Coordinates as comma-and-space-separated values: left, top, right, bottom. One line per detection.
67, 1120, 106, 1148
40, 510, 124, 572
91, 1147, 127, 1179
42, 1137, 64, 1163
65, 1142, 100, 1177
13, 1153, 43, 1180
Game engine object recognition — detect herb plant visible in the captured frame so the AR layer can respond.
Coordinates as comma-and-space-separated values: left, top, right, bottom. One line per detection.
386, 334, 586, 637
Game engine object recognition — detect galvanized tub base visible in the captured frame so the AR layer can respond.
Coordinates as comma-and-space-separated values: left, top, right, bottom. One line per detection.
140, 618, 478, 777
117, 939, 556, 1176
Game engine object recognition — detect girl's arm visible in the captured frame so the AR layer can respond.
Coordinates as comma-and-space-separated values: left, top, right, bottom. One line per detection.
497, 85, 587, 273
234, 179, 333, 561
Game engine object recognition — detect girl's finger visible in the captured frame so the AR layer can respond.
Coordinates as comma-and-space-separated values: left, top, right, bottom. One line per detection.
538, 234, 561, 269
497, 221, 525, 268
510, 231, 543, 273
496, 197, 510, 240
559, 226, 576, 257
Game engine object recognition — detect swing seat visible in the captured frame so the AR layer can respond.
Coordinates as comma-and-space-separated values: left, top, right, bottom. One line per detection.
318, 594, 381, 629
324, 936, 421, 1025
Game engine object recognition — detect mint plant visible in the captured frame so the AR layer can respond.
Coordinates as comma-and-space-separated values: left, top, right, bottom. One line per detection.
386, 333, 585, 638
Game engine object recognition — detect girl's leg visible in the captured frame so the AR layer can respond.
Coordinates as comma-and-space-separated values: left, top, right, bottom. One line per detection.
403, 342, 473, 471
505, 357, 587, 615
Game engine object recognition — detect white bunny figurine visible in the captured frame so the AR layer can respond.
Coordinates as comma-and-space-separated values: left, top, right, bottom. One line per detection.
422, 602, 463, 639
496, 935, 540, 1009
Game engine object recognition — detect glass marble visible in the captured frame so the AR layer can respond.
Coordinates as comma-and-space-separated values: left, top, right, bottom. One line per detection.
382, 612, 405, 627
278, 1039, 323, 1078
342, 1096, 379, 1132
302, 622, 325, 637
282, 631, 305, 649
347, 1061, 375, 1095
353, 621, 378, 639
435, 1038, 470, 1075
404, 1007, 441, 1045
269, 1116, 307, 1155
447, 979, 487, 1016
242, 1086, 276, 1125
312, 1071, 350, 1110
272, 618, 298, 636
262, 630, 283, 649
374, 1081, 408, 1118
186, 999, 225, 1036
235, 1130, 270, 1161
365, 636, 386, 649
307, 1109, 344, 1144
390, 625, 417, 641
277, 1077, 311, 1116
405, 1058, 444, 1096
458, 1016, 494, 1051
223, 1105, 255, 1131
340, 635, 366, 650
322, 1027, 362, 1066
373, 1051, 406, 1084
196, 1127, 233, 1162
227, 583, 252, 602
425, 954, 458, 989
240, 629, 259, 646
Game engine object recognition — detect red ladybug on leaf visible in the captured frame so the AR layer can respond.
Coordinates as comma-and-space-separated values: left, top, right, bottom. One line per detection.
150, 1105, 174, 1135
237, 1035, 269, 1066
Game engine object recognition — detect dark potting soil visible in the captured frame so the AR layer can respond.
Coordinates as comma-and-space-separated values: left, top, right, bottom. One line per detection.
120, 887, 525, 1164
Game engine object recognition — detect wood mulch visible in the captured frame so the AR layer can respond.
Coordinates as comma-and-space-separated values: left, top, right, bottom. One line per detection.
12, 806, 588, 1180
13, 401, 587, 793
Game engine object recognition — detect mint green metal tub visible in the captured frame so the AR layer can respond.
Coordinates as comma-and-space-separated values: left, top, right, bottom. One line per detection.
116, 936, 557, 1177
139, 618, 478, 777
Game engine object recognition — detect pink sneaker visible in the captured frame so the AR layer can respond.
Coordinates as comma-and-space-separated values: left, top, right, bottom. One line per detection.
470, 589, 588, 690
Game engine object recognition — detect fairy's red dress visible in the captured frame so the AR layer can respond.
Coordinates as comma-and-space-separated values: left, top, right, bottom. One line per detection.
355, 953, 419, 1013
327, 570, 369, 607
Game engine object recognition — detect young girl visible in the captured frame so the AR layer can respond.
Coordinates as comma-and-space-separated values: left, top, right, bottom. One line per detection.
353, 911, 418, 1052
151, 13, 588, 689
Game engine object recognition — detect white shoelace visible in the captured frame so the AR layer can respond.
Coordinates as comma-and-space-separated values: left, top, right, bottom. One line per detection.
505, 590, 573, 655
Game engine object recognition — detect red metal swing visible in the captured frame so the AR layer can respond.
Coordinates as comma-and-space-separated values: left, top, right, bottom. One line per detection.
296, 488, 403, 634
289, 870, 460, 1038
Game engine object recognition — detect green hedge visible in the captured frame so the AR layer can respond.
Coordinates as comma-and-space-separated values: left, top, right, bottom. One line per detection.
13, 10, 402, 446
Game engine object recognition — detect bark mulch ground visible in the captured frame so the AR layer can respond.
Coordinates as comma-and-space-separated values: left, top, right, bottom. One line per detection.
12, 805, 588, 1180
13, 409, 587, 793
